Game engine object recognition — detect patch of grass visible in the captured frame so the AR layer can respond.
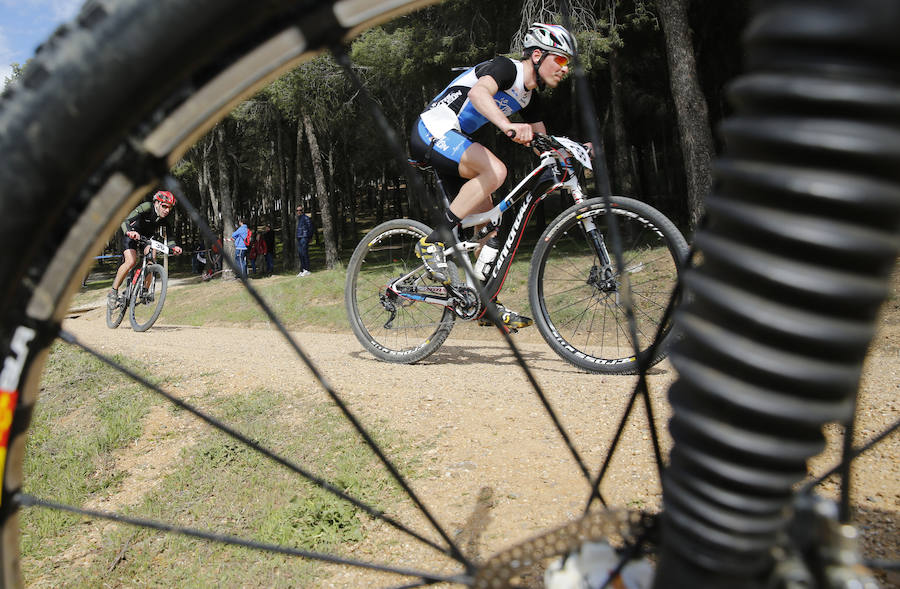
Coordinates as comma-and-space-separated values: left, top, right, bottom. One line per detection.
35, 386, 420, 587
147, 250, 535, 334
22, 343, 157, 564
160, 269, 349, 329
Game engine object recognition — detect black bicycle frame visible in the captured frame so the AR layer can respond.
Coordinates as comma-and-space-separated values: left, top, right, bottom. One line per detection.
477, 165, 560, 301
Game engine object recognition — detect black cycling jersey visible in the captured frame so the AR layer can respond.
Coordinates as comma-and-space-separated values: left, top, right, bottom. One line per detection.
120, 201, 174, 250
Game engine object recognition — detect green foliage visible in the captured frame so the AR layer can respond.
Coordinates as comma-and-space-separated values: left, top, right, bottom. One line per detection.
166, 1, 746, 257
3, 61, 25, 89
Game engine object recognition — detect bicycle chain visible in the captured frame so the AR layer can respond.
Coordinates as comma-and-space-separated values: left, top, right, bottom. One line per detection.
473, 509, 647, 588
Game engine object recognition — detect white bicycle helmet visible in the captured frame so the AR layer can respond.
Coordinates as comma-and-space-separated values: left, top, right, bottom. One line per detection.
522, 23, 576, 58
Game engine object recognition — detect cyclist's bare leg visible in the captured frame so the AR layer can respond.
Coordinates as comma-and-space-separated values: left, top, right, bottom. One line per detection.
418, 142, 506, 282
112, 249, 138, 291
447, 142, 506, 258
143, 251, 157, 289
449, 142, 506, 221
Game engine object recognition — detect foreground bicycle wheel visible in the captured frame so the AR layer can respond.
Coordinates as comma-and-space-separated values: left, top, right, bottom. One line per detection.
0, 0, 895, 587
129, 264, 168, 332
345, 219, 456, 363
529, 197, 689, 374
0, 1, 453, 585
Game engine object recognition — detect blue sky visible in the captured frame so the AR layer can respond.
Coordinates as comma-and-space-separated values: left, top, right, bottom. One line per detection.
1, 0, 81, 84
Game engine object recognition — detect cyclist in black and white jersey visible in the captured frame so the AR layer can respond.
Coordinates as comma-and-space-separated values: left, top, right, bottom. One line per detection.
410, 23, 576, 330
107, 190, 182, 309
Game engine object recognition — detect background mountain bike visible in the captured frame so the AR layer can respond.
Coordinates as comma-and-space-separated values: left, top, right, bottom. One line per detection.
106, 237, 170, 332
0, 1, 896, 587
345, 134, 689, 374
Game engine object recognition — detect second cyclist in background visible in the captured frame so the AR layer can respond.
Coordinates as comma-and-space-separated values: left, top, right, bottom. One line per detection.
409, 23, 577, 330
108, 190, 183, 310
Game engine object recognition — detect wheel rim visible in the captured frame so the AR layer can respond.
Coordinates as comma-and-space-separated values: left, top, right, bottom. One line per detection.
350, 226, 453, 357
536, 205, 681, 369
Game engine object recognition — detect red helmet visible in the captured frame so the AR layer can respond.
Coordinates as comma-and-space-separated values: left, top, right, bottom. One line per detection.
153, 190, 175, 206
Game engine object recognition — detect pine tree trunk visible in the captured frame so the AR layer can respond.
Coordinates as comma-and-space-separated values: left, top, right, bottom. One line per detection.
216, 123, 236, 279
302, 112, 339, 269
273, 120, 287, 260
657, 0, 714, 232
609, 52, 636, 195
202, 135, 219, 229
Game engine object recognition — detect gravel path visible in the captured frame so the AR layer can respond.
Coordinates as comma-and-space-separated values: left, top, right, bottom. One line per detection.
60, 279, 899, 586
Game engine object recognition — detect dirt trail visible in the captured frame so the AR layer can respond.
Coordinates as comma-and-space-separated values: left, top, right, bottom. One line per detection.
58, 283, 899, 585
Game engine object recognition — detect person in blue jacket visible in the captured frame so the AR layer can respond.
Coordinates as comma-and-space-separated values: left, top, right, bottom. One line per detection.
230, 219, 250, 278
295, 204, 313, 277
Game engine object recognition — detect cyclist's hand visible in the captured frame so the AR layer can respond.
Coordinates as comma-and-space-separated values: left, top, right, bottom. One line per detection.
172, 246, 183, 255
126, 231, 140, 240
505, 123, 534, 145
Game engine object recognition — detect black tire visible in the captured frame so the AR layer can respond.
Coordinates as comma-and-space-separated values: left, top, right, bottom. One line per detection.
0, 1, 440, 585
529, 196, 689, 374
345, 219, 456, 363
105, 287, 127, 329
128, 264, 168, 332
0, 0, 893, 587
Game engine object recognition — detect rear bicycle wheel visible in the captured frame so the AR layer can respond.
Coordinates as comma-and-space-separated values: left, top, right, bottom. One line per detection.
530, 196, 688, 374
345, 219, 455, 363
129, 264, 167, 332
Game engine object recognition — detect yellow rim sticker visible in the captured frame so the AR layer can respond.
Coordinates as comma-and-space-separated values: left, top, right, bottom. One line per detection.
0, 389, 18, 504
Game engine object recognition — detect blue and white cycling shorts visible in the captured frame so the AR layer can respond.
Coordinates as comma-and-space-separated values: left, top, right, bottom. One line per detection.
409, 118, 472, 197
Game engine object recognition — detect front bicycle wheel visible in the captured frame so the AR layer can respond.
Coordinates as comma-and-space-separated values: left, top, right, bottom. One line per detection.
530, 196, 689, 374
345, 219, 455, 363
105, 287, 127, 329
129, 264, 167, 332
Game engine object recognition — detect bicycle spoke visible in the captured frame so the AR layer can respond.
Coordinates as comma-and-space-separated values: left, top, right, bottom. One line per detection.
169, 179, 474, 569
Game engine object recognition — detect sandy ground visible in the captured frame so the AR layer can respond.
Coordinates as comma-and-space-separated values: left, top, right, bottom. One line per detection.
54, 277, 898, 587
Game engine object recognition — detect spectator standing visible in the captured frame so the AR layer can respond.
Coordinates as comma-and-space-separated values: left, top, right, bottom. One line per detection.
264, 224, 275, 275
250, 230, 267, 276
296, 204, 312, 277
248, 230, 259, 275
230, 219, 250, 278
191, 241, 206, 274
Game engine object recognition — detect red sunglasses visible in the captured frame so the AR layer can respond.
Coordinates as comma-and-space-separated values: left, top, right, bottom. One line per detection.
550, 54, 569, 68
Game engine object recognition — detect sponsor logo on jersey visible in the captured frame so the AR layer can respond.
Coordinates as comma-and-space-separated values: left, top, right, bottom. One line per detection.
432, 89, 463, 109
